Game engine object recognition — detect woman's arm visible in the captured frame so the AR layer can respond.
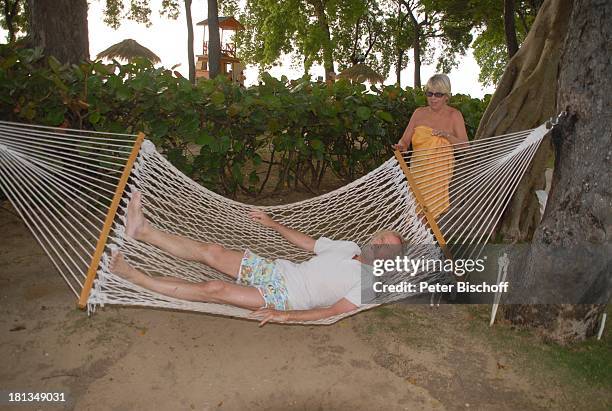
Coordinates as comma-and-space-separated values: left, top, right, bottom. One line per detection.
451, 110, 469, 145
393, 109, 421, 151
250, 210, 316, 252
432, 110, 469, 145
252, 298, 358, 326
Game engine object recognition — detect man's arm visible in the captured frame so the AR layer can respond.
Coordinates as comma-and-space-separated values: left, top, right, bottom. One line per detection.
252, 298, 358, 326
249, 210, 316, 252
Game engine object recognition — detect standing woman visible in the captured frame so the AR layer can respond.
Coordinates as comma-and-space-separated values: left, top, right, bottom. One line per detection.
393, 74, 468, 219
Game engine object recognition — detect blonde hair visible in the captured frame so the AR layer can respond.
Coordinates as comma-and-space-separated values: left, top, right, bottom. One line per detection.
370, 229, 405, 245
425, 74, 451, 96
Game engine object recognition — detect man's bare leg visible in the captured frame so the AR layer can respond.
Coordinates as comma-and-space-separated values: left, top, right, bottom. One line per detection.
110, 252, 265, 309
125, 191, 243, 278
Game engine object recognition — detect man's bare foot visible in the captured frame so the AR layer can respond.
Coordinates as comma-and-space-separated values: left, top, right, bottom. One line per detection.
110, 251, 146, 284
125, 191, 150, 240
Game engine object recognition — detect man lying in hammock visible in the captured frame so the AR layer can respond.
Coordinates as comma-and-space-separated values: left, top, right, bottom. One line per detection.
110, 192, 403, 326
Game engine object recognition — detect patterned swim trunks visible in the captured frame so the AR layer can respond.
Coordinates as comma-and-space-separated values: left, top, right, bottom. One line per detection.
236, 249, 289, 310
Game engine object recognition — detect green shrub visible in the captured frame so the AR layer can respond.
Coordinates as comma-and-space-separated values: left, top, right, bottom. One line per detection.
0, 45, 488, 197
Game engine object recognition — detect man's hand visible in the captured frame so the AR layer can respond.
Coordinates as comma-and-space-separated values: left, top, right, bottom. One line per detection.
250, 307, 290, 326
250, 209, 315, 252
249, 210, 278, 228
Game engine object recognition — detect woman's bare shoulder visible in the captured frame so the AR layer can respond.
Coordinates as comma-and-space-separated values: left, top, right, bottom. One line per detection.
448, 106, 465, 118
413, 106, 428, 118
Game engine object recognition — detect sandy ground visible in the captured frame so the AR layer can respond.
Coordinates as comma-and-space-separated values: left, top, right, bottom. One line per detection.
0, 200, 608, 411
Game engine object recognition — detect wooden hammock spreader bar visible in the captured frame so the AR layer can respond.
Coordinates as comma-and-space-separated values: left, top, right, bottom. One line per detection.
394, 149, 451, 259
78, 132, 145, 308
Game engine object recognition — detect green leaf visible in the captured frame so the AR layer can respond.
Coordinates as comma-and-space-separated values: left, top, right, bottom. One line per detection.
252, 153, 262, 166
231, 161, 243, 181
356, 106, 371, 121
197, 130, 214, 146
178, 116, 200, 139
227, 103, 241, 116
167, 148, 189, 173
89, 111, 101, 124
249, 170, 259, 184
0, 55, 18, 70
210, 91, 225, 105
49, 74, 69, 92
48, 56, 62, 73
116, 86, 130, 101
233, 140, 244, 151
45, 107, 65, 125
151, 121, 169, 138
376, 111, 393, 123
310, 139, 324, 151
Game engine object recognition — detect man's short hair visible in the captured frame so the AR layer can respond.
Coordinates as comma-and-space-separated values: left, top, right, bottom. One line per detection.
370, 229, 405, 245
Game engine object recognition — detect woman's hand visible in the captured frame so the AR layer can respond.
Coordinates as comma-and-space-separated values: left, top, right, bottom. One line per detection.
249, 210, 278, 228
392, 141, 408, 151
431, 129, 452, 141
250, 307, 290, 326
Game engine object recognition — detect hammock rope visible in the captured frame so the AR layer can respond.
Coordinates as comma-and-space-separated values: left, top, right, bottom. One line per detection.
0, 119, 554, 324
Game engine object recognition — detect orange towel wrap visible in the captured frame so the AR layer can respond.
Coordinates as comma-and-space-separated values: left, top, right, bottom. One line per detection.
409, 126, 455, 219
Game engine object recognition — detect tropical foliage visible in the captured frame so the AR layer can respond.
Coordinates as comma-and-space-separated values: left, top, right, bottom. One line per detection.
234, 0, 473, 86
0, 46, 488, 197
234, 0, 541, 87
470, 0, 541, 85
0, 0, 28, 43
1, 0, 541, 88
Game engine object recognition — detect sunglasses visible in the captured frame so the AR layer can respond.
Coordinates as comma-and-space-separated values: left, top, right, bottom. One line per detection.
425, 91, 446, 98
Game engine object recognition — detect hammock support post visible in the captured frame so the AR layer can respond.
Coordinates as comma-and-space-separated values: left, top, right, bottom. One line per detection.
77, 132, 145, 308
394, 149, 451, 259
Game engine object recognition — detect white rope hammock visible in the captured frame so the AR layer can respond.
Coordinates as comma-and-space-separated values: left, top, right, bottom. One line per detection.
0, 119, 553, 324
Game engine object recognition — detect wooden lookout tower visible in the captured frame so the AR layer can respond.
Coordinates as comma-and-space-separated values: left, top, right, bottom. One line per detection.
195, 16, 245, 84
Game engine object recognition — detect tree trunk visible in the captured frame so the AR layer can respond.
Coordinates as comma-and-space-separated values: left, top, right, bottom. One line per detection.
504, 0, 519, 58
412, 27, 421, 88
185, 0, 196, 84
396, 49, 403, 87
503, 0, 611, 344
475, 0, 572, 242
404, 3, 421, 88
394, 1, 408, 87
3, 0, 21, 43
350, 16, 361, 65
27, 0, 89, 64
207, 0, 220, 78
310, 0, 335, 80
